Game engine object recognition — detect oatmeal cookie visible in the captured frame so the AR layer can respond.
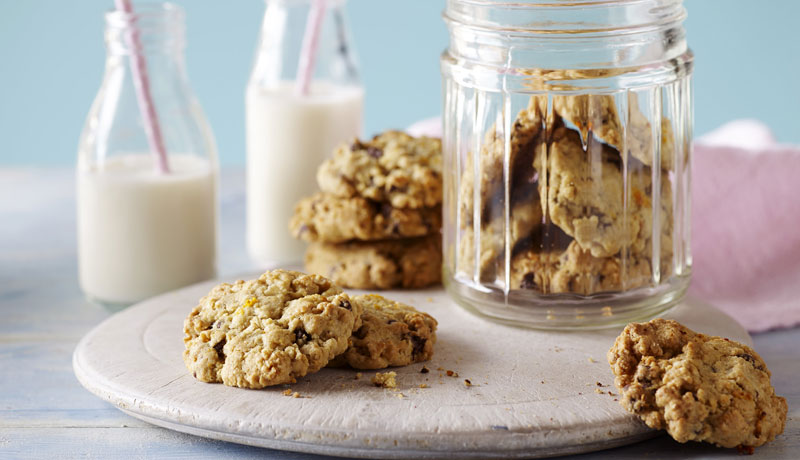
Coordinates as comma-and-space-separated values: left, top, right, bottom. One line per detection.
331, 294, 437, 369
544, 127, 653, 258
305, 235, 442, 289
457, 199, 544, 283
511, 239, 651, 294
458, 96, 550, 229
183, 270, 362, 389
553, 93, 676, 170
290, 193, 441, 243
608, 319, 787, 449
317, 131, 442, 209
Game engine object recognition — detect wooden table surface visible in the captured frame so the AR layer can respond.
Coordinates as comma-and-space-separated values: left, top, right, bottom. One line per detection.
1, 169, 797, 459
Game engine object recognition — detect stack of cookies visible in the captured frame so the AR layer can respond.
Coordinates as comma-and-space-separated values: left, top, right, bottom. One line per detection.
290, 131, 443, 289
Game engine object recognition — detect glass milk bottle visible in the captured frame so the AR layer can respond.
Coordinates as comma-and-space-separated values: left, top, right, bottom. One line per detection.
77, 3, 218, 309
246, 0, 363, 265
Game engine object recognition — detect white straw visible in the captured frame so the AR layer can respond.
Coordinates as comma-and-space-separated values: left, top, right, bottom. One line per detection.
115, 0, 170, 173
295, 0, 327, 96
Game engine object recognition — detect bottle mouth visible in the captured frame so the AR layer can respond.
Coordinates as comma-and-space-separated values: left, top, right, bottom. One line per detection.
104, 2, 185, 53
444, 0, 686, 36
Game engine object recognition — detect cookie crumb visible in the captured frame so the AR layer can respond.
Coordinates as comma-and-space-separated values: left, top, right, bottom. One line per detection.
737, 445, 755, 455
355, 372, 362, 380
292, 392, 301, 398
464, 379, 472, 387
419, 384, 429, 389
588, 357, 597, 363
446, 370, 459, 377
282, 389, 293, 396
595, 388, 605, 394
420, 366, 430, 374
596, 381, 604, 387
394, 393, 405, 399
427, 297, 434, 303
372, 371, 397, 389
437, 367, 444, 371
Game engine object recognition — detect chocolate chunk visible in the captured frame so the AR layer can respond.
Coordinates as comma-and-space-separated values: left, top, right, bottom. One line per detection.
520, 273, 536, 289
367, 146, 383, 158
338, 299, 352, 310
737, 353, 765, 371
351, 140, 365, 151
213, 338, 226, 360
410, 334, 426, 357
295, 328, 311, 344
353, 326, 368, 340
380, 202, 394, 218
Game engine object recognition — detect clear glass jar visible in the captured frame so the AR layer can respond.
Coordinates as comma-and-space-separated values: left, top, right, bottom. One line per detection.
246, 0, 363, 265
77, 3, 218, 309
441, 0, 693, 328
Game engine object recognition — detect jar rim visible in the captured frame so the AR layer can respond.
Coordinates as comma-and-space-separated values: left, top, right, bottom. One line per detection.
444, 0, 686, 36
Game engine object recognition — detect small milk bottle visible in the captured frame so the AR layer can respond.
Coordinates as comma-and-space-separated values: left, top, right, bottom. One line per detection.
246, 0, 363, 265
77, 3, 218, 309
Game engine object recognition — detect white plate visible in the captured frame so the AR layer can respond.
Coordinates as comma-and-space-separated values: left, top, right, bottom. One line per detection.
73, 279, 750, 459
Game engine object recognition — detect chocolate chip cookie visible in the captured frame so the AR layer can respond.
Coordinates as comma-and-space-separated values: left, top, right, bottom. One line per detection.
331, 294, 437, 369
553, 93, 676, 170
544, 127, 653, 258
290, 193, 441, 243
317, 131, 442, 209
183, 270, 362, 389
608, 319, 787, 449
305, 235, 442, 289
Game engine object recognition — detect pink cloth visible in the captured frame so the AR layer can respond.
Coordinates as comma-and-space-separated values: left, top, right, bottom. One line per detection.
410, 117, 800, 332
692, 121, 800, 332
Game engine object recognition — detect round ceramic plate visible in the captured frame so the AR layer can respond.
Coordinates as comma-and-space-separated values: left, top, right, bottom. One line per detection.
73, 279, 750, 459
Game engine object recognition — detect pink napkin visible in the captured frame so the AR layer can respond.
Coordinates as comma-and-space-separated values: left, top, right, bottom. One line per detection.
408, 118, 800, 332
691, 120, 800, 332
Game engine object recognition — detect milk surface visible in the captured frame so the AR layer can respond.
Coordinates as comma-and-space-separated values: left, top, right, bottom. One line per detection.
78, 154, 217, 305
245, 81, 363, 264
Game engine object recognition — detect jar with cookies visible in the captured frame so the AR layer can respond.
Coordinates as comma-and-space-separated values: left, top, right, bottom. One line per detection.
441, 0, 693, 328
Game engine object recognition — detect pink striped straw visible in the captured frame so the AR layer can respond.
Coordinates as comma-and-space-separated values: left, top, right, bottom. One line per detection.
115, 0, 170, 173
295, 0, 327, 96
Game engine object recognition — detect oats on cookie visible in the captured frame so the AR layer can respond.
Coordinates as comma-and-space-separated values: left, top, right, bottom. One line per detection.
330, 294, 437, 370
290, 193, 441, 243
608, 319, 787, 449
183, 269, 362, 389
317, 131, 442, 209
305, 235, 442, 290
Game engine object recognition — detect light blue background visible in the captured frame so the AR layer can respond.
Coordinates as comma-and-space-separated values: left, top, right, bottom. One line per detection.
1, 0, 798, 166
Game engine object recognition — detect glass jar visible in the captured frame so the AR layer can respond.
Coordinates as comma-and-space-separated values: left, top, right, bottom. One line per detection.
246, 0, 363, 265
77, 3, 218, 309
441, 0, 693, 328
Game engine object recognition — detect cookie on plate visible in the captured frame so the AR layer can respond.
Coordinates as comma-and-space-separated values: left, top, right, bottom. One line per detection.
608, 319, 787, 449
305, 235, 442, 290
330, 294, 437, 369
183, 269, 362, 389
290, 193, 441, 243
316, 131, 442, 209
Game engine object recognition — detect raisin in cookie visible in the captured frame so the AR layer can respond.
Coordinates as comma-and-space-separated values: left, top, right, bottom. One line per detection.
330, 294, 437, 369
608, 319, 787, 449
305, 235, 442, 290
317, 131, 442, 209
544, 127, 653, 258
290, 193, 441, 243
183, 270, 362, 389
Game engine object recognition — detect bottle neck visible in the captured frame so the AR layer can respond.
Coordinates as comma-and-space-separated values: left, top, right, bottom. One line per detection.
250, 0, 359, 88
104, 3, 185, 57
